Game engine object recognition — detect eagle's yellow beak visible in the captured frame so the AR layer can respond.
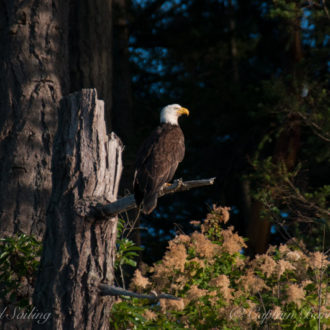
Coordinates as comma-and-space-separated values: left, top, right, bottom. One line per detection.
177, 107, 189, 116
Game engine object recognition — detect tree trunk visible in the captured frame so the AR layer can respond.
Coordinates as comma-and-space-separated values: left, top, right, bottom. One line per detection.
112, 0, 135, 196
247, 115, 301, 255
69, 0, 113, 129
228, 0, 239, 85
0, 0, 69, 239
0, 0, 114, 240
247, 8, 303, 255
112, 0, 133, 142
33, 89, 123, 329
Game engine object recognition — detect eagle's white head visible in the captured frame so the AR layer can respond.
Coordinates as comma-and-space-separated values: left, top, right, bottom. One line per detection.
160, 104, 189, 125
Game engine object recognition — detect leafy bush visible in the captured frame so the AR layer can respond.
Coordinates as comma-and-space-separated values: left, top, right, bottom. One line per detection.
115, 218, 143, 287
0, 234, 42, 307
110, 206, 330, 329
116, 218, 143, 269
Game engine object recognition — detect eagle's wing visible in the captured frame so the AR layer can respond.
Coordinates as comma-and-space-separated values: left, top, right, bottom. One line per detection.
134, 126, 163, 175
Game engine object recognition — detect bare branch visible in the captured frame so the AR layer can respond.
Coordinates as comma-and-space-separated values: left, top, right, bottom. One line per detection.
284, 177, 330, 218
99, 284, 180, 301
322, 0, 330, 18
93, 177, 216, 218
296, 111, 330, 142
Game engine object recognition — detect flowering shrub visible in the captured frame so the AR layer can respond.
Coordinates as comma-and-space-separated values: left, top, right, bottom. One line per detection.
110, 206, 330, 329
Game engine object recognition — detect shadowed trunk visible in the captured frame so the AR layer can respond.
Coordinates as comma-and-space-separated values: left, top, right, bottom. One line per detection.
0, 2, 115, 328
33, 89, 123, 329
228, 0, 239, 85
247, 8, 303, 255
0, 0, 69, 239
112, 0, 135, 198
0, 0, 113, 240
111, 0, 138, 255
247, 115, 301, 255
112, 0, 133, 141
69, 0, 113, 129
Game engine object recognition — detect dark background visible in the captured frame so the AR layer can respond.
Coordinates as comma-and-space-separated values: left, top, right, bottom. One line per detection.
111, 0, 330, 263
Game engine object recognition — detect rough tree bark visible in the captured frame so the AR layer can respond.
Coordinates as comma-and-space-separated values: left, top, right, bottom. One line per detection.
0, 0, 69, 239
0, 0, 114, 240
33, 89, 123, 329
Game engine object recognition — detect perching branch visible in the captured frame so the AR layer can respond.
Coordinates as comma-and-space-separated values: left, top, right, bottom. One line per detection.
99, 284, 180, 301
93, 177, 216, 218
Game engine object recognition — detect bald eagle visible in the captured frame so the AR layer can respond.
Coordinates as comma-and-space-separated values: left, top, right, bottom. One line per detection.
133, 104, 189, 214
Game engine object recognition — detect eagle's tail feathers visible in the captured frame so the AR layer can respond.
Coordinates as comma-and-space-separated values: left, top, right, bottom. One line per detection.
142, 193, 158, 214
133, 182, 144, 207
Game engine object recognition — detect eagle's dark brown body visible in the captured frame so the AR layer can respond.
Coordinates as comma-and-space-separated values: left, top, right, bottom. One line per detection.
133, 123, 185, 214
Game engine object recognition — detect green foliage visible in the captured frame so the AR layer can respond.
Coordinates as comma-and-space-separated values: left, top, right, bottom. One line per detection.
246, 130, 330, 250
269, 0, 301, 21
245, 72, 330, 246
116, 238, 143, 269
0, 234, 42, 307
115, 218, 143, 270
111, 299, 148, 330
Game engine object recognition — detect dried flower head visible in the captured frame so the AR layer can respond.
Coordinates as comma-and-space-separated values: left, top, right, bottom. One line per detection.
266, 245, 277, 255
160, 298, 185, 312
163, 242, 187, 272
152, 242, 187, 290
201, 205, 231, 236
209, 274, 232, 301
238, 270, 269, 294
217, 205, 231, 224
190, 232, 217, 259
309, 251, 329, 269
271, 306, 282, 320
143, 309, 157, 321
130, 269, 151, 291
301, 280, 313, 288
286, 250, 302, 262
276, 259, 295, 278
189, 257, 206, 268
210, 274, 230, 288
173, 234, 191, 245
170, 275, 188, 291
286, 284, 305, 307
247, 301, 259, 322
279, 244, 290, 255
221, 226, 247, 255
186, 285, 208, 302
255, 254, 277, 278
235, 256, 246, 269
138, 261, 149, 275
